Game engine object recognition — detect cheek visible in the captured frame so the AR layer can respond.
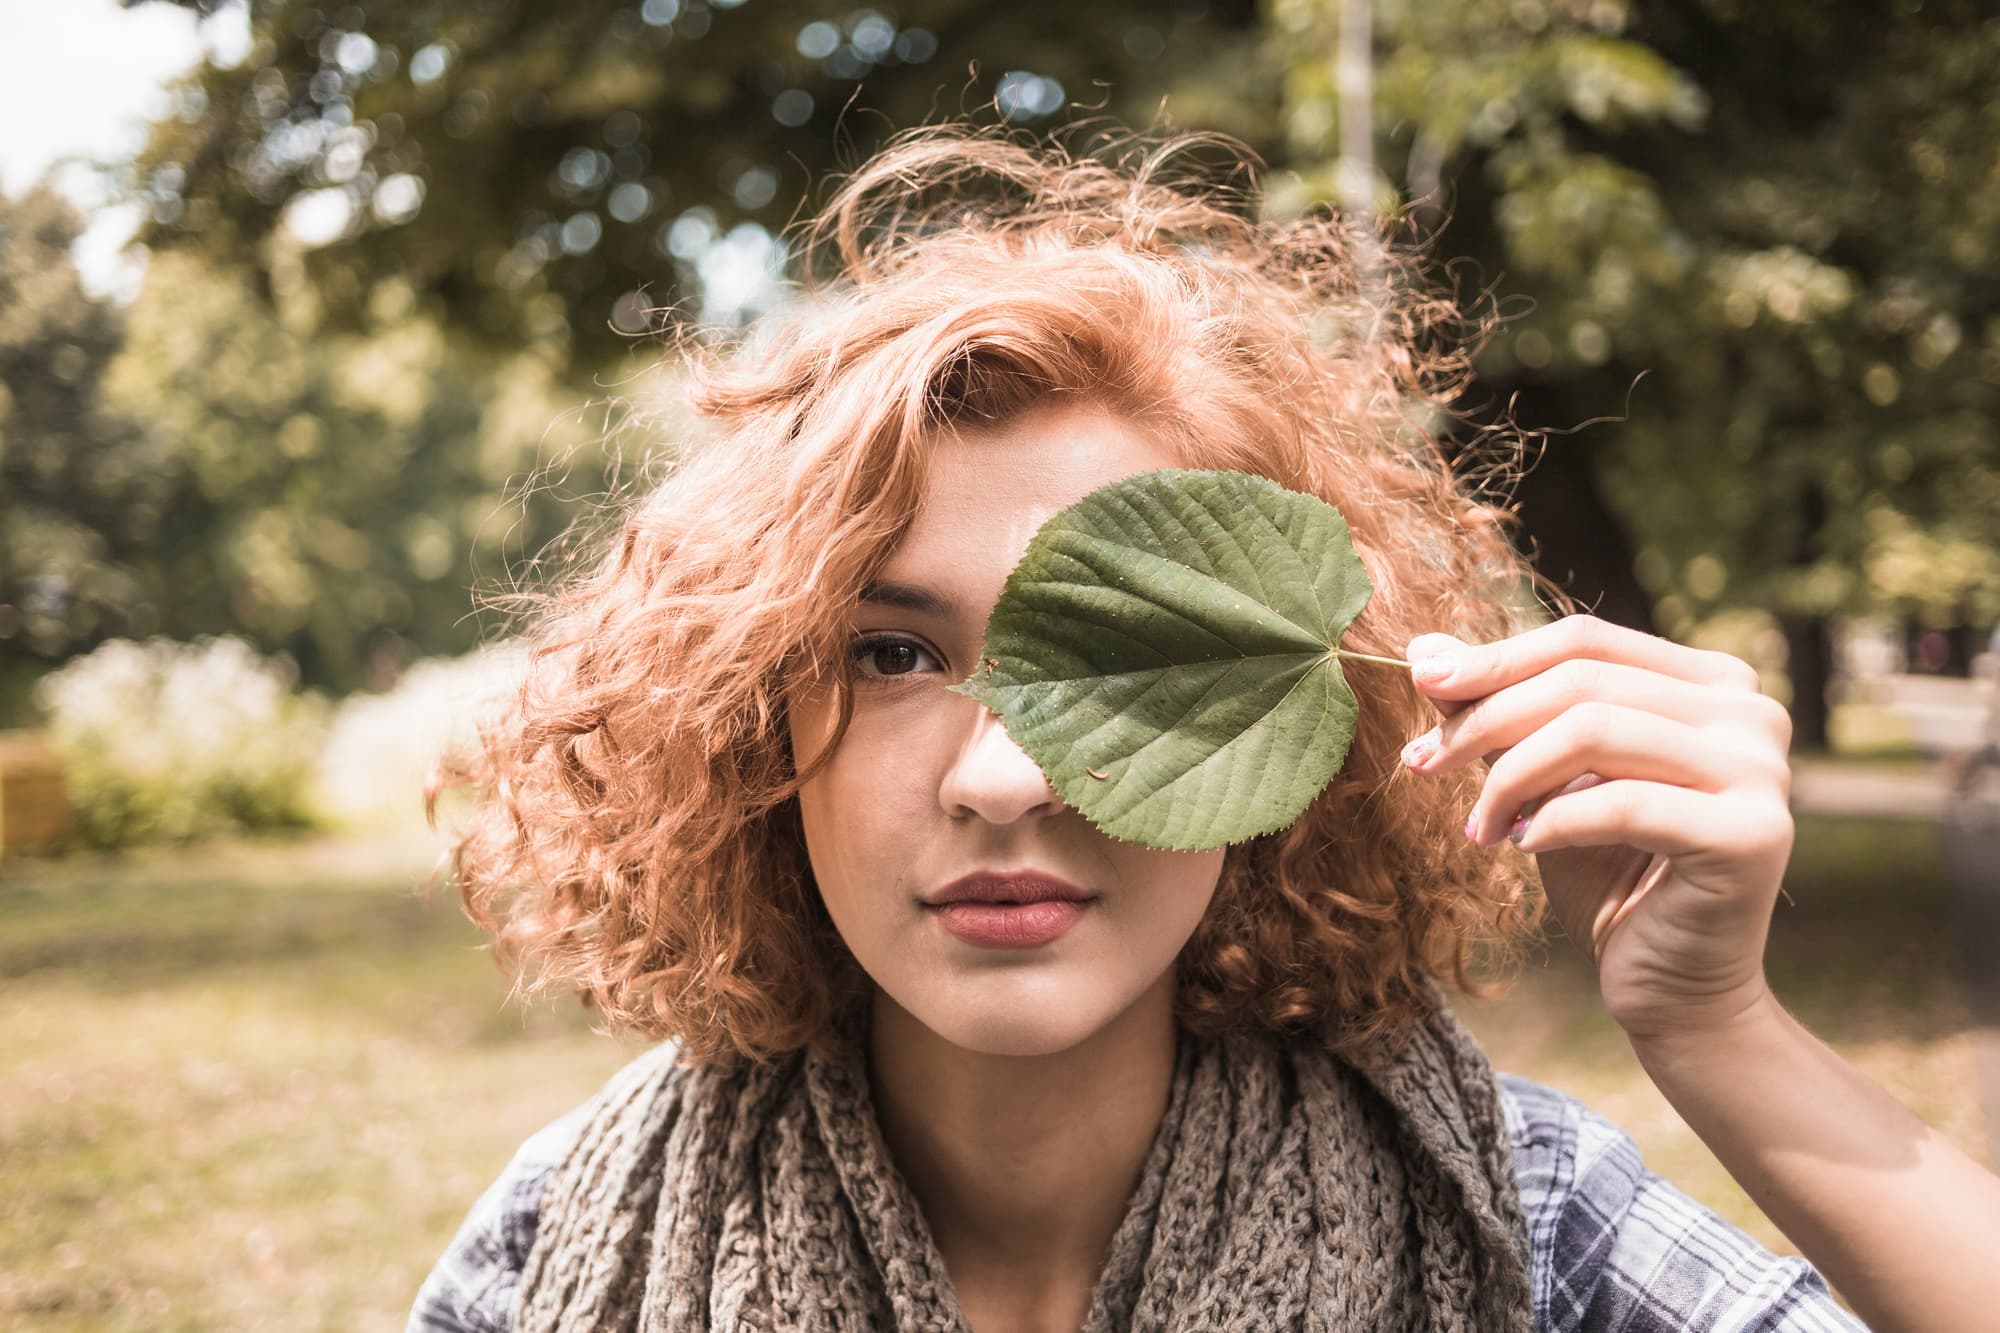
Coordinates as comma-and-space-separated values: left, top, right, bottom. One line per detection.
1138, 850, 1226, 936
787, 696, 934, 909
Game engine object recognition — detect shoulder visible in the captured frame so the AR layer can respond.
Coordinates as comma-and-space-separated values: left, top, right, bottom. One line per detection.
405, 1105, 589, 1333
403, 1041, 686, 1333
1495, 1073, 1869, 1332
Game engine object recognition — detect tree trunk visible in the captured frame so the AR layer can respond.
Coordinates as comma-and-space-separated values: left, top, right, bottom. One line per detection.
1943, 616, 1976, 676
1780, 611, 1833, 753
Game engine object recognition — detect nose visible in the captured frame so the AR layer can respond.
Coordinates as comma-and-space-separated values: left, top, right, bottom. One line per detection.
938, 698, 1066, 825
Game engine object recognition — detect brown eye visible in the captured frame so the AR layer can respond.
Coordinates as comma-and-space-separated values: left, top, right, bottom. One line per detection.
872, 643, 918, 675
850, 635, 940, 681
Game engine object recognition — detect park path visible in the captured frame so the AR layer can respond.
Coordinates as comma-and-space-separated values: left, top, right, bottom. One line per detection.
1790, 756, 2000, 1166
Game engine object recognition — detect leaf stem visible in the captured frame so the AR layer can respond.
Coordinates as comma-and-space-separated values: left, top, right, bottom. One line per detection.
1330, 648, 1413, 669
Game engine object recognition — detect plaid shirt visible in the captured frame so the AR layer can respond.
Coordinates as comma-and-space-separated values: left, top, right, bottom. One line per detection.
408, 1069, 1867, 1332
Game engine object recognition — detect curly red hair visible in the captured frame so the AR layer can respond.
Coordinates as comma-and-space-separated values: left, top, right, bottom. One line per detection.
436, 120, 1569, 1070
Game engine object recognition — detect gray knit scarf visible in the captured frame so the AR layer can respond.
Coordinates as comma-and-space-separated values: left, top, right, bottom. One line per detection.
516, 984, 1532, 1332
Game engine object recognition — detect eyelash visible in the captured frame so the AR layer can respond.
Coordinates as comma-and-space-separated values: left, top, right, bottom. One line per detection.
848, 634, 944, 683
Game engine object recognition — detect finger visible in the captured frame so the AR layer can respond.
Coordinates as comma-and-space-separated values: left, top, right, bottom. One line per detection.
1514, 780, 1792, 965
1506, 777, 1794, 868
1462, 704, 1768, 845
1404, 633, 1477, 720
1404, 659, 1794, 775
1406, 615, 1764, 706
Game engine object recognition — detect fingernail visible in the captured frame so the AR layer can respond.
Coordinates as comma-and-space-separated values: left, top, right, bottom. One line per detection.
1507, 814, 1530, 845
1401, 732, 1438, 768
1411, 654, 1455, 684
1463, 812, 1479, 842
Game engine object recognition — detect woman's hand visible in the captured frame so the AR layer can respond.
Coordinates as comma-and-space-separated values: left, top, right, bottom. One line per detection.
1396, 615, 2000, 1333
1398, 614, 1796, 1042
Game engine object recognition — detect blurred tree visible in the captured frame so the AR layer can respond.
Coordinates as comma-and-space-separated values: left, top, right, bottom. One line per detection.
132, 0, 1269, 368
1272, 0, 2000, 746
96, 246, 605, 689
95, 0, 1267, 691
0, 179, 612, 697
112, 0, 1999, 742
0, 187, 195, 674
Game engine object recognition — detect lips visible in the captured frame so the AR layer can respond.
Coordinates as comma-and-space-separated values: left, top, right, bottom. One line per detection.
922, 870, 1096, 907
923, 872, 1099, 947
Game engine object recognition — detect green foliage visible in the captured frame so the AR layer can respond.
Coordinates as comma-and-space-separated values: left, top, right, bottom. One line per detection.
98, 247, 600, 687
25, 0, 1988, 721
0, 187, 195, 661
37, 636, 329, 846
0, 181, 610, 693
135, 0, 1272, 364
1270, 0, 2000, 634
60, 0, 1269, 691
949, 470, 1371, 850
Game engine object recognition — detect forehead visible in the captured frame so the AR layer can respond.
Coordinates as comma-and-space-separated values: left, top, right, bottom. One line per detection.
874, 402, 1185, 588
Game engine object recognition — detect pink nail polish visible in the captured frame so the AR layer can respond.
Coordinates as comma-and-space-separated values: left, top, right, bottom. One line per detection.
1507, 815, 1530, 845
1401, 733, 1438, 768
1463, 813, 1479, 842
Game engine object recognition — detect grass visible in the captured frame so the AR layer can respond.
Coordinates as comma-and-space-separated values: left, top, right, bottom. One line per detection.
1, 815, 1989, 1329
0, 834, 641, 1331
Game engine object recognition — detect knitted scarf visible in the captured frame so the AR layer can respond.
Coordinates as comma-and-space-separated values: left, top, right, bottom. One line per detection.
516, 985, 1532, 1332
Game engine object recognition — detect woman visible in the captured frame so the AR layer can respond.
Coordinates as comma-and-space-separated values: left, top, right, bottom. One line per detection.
409, 123, 1998, 1331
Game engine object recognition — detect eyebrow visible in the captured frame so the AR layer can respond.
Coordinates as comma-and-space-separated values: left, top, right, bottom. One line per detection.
857, 579, 961, 618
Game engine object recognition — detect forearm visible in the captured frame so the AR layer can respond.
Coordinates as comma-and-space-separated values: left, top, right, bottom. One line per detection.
1630, 989, 2000, 1333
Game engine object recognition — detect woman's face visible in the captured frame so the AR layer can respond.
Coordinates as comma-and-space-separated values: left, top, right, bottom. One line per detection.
784, 401, 1227, 1059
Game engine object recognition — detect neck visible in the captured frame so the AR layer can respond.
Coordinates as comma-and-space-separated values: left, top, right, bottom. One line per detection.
865, 974, 1178, 1298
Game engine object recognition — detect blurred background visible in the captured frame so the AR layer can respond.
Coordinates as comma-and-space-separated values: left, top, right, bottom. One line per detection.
1, 0, 1995, 1325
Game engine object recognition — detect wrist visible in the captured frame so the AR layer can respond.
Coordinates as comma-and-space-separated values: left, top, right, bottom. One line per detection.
1621, 980, 1786, 1072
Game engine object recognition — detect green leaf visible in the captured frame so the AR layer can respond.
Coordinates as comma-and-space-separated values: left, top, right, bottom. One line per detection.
947, 468, 1376, 851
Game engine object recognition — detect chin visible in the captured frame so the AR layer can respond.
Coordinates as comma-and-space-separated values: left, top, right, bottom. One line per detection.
891, 979, 1120, 1059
